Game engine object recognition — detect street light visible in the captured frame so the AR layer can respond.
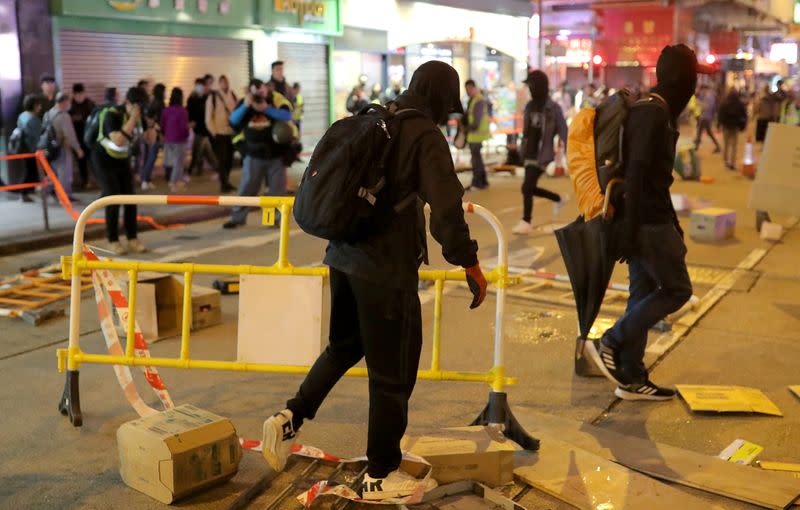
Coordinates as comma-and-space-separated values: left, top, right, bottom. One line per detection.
705, 54, 717, 65
592, 54, 603, 66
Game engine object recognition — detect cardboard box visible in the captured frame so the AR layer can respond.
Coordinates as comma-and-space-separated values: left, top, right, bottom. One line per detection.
117, 405, 241, 504
676, 385, 783, 416
401, 426, 519, 487
120, 272, 222, 341
237, 274, 330, 366
750, 123, 800, 216
760, 221, 784, 241
689, 208, 736, 242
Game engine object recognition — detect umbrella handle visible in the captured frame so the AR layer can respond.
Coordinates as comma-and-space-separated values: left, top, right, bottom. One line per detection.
603, 178, 624, 220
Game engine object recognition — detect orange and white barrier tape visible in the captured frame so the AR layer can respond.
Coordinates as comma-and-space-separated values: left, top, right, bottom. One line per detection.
85, 246, 173, 415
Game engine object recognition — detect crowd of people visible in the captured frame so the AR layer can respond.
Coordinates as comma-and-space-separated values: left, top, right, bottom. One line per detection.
8, 61, 305, 254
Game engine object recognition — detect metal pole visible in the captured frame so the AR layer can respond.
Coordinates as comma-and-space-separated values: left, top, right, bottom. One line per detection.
588, 27, 596, 84
538, 0, 545, 70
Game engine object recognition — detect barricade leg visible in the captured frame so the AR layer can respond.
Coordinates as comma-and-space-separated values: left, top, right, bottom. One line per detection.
58, 369, 82, 427
471, 391, 539, 450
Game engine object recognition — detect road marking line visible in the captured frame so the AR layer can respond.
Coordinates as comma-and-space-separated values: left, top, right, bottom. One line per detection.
646, 248, 768, 360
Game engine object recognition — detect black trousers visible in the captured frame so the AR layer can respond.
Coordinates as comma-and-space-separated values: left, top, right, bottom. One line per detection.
694, 118, 720, 150
287, 268, 422, 478
522, 163, 560, 222
469, 142, 489, 188
92, 151, 137, 242
212, 134, 234, 185
188, 133, 217, 175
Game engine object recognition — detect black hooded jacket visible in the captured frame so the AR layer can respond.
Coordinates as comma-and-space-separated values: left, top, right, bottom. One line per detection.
324, 61, 478, 289
622, 45, 698, 249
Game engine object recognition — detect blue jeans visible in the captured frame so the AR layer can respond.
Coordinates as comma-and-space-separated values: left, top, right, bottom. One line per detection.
230, 155, 287, 225
605, 224, 693, 384
140, 141, 162, 183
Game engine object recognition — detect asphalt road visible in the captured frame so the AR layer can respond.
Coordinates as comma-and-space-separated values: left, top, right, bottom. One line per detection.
1, 140, 799, 509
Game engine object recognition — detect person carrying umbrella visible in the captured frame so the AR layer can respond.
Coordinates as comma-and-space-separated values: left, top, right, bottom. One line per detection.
583, 45, 706, 401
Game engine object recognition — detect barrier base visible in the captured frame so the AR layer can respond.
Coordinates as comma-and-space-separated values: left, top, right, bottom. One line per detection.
471, 391, 539, 451
58, 369, 82, 427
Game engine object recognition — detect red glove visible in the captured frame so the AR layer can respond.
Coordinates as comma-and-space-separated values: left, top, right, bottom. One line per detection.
465, 264, 487, 309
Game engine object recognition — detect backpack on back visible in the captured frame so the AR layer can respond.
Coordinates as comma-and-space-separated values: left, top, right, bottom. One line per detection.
567, 90, 666, 220
293, 104, 423, 241
37, 111, 63, 162
83, 106, 106, 148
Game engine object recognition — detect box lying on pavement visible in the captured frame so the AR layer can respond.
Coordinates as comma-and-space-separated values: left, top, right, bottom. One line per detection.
120, 272, 222, 341
689, 208, 736, 242
401, 426, 519, 487
117, 404, 241, 504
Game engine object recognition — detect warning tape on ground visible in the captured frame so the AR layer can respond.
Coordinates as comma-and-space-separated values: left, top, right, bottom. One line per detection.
85, 246, 174, 415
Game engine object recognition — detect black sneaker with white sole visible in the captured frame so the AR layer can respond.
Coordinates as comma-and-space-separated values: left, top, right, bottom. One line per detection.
615, 381, 676, 401
584, 338, 630, 387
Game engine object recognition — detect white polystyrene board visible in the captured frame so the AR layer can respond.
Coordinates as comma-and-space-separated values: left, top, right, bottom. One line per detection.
237, 274, 329, 366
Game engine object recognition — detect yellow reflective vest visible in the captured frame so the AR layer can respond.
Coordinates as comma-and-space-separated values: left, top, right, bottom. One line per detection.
467, 93, 491, 144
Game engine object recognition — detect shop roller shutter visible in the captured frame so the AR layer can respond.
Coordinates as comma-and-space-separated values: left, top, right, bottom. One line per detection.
58, 31, 251, 106
278, 42, 329, 150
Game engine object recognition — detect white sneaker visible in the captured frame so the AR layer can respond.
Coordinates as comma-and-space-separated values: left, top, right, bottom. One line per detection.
553, 194, 570, 217
361, 469, 438, 501
140, 181, 152, 191
511, 220, 534, 235
261, 410, 297, 472
127, 239, 147, 254
110, 241, 127, 256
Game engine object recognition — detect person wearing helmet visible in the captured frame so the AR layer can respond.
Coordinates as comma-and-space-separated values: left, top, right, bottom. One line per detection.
223, 82, 295, 229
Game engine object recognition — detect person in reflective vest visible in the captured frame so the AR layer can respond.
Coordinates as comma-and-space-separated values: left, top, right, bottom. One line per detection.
91, 86, 149, 256
462, 79, 491, 190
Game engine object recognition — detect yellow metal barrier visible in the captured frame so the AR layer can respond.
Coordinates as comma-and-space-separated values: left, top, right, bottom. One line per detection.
56, 194, 538, 450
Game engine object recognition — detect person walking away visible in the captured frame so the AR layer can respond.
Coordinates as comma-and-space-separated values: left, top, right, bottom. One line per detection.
718, 89, 748, 170
44, 92, 84, 200
186, 77, 217, 177
586, 44, 701, 401
222, 87, 294, 229
268, 61, 294, 103
291, 82, 304, 136
92, 87, 149, 255
260, 61, 488, 501
755, 85, 774, 142
69, 83, 95, 190
161, 87, 191, 192
511, 70, 568, 235
39, 75, 58, 115
138, 83, 166, 190
463, 79, 490, 190
14, 95, 43, 202
694, 84, 721, 152
206, 75, 238, 193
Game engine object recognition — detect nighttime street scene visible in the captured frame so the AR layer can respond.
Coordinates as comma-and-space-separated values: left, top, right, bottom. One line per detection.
1, 0, 800, 508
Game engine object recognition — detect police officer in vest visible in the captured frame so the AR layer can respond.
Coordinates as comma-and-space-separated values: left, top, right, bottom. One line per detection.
92, 86, 150, 255
463, 79, 491, 190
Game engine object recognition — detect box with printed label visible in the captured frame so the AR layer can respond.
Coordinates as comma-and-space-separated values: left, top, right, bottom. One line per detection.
689, 208, 736, 242
117, 405, 241, 504
401, 426, 519, 487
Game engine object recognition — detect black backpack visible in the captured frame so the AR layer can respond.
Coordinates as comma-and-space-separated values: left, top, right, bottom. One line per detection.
37, 111, 63, 162
83, 106, 106, 148
293, 104, 423, 241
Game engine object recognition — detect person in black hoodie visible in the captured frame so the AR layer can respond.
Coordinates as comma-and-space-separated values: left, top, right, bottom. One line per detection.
586, 45, 707, 401
259, 61, 488, 501
717, 89, 748, 170
186, 77, 218, 176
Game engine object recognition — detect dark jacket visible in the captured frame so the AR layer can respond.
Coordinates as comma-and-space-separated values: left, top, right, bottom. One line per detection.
718, 94, 748, 131
187, 93, 209, 136
268, 78, 294, 103
69, 98, 95, 141
520, 98, 567, 165
324, 62, 478, 289
228, 97, 293, 160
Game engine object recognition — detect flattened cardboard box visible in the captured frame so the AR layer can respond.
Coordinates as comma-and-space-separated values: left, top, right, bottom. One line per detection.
117, 404, 241, 504
401, 426, 519, 487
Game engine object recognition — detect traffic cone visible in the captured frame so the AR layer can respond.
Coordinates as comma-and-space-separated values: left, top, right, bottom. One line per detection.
741, 136, 756, 179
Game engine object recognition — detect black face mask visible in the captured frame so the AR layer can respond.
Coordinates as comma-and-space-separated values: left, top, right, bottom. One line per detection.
653, 44, 699, 118
406, 61, 462, 125
526, 71, 549, 110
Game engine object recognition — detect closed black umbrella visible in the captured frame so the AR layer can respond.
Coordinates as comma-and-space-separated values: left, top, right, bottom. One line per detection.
554, 180, 622, 339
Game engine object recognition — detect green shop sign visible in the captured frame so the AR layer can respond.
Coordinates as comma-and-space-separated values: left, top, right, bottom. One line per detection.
259, 0, 341, 35
51, 0, 258, 27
